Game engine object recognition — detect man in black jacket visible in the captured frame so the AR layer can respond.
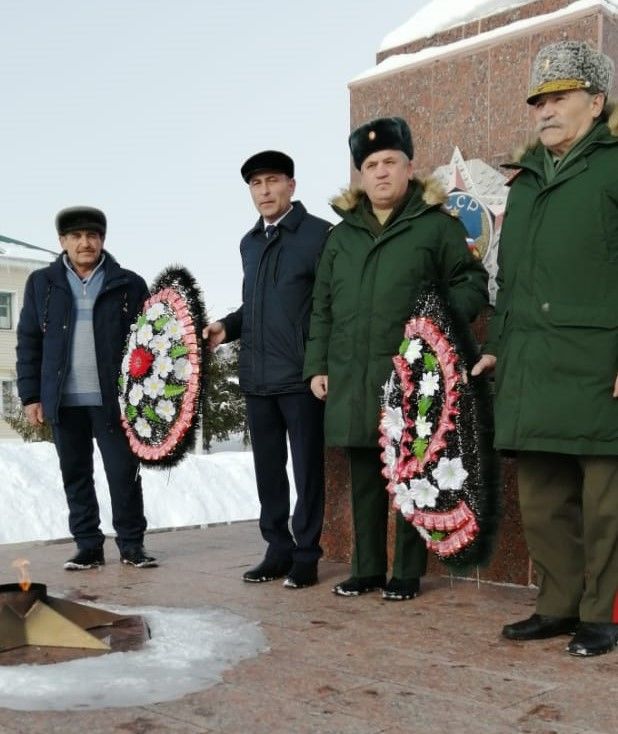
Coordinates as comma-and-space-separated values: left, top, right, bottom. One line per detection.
16, 206, 157, 570
204, 151, 330, 588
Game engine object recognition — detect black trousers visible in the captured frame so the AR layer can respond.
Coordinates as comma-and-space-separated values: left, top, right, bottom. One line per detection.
245, 392, 325, 564
52, 406, 147, 554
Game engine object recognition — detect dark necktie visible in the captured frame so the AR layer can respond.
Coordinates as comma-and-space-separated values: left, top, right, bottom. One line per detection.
264, 224, 277, 239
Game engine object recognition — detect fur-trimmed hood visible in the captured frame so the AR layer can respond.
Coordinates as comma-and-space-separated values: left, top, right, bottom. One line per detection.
512, 99, 618, 163
330, 176, 447, 213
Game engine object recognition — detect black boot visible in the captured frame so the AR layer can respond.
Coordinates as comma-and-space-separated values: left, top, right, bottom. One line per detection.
567, 622, 618, 657
283, 561, 318, 589
243, 557, 292, 583
332, 575, 386, 597
382, 577, 420, 601
64, 547, 105, 570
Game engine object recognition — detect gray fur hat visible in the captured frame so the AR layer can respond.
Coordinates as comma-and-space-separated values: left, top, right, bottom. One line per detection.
527, 40, 614, 104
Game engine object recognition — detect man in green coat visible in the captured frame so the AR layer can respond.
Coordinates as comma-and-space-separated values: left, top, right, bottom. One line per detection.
473, 41, 618, 656
304, 117, 488, 600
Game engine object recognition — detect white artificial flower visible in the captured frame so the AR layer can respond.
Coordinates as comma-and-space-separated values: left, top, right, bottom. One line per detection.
155, 399, 176, 422
136, 324, 154, 346
409, 478, 439, 508
415, 415, 432, 439
143, 376, 165, 399
149, 334, 172, 355
393, 482, 416, 516
419, 371, 440, 396
404, 338, 423, 364
432, 457, 469, 491
380, 406, 405, 442
146, 303, 166, 321
118, 396, 126, 413
164, 318, 184, 340
383, 444, 397, 470
121, 352, 130, 375
382, 373, 396, 400
153, 354, 174, 378
173, 358, 193, 381
128, 384, 144, 406
134, 417, 152, 438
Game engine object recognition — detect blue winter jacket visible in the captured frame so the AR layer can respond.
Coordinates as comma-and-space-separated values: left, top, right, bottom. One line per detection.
221, 201, 330, 395
16, 251, 149, 424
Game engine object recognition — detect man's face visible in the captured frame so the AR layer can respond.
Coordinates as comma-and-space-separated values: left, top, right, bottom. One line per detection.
60, 230, 104, 274
531, 89, 605, 156
360, 149, 414, 210
248, 171, 295, 223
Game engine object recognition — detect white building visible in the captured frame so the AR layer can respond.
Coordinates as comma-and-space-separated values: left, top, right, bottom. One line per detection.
0, 234, 56, 437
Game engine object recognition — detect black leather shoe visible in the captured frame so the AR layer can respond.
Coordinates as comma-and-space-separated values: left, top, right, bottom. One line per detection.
64, 547, 105, 570
283, 561, 318, 589
332, 575, 386, 597
567, 622, 618, 657
243, 558, 292, 583
120, 547, 158, 568
382, 577, 420, 601
502, 613, 579, 640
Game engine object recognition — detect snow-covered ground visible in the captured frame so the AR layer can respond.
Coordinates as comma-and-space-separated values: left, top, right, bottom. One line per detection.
0, 437, 296, 546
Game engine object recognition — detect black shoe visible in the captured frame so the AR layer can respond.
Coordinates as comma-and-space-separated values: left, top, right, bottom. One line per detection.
567, 622, 618, 657
283, 561, 318, 589
382, 577, 420, 601
332, 575, 386, 597
502, 613, 579, 640
120, 547, 158, 568
243, 558, 292, 583
64, 547, 105, 570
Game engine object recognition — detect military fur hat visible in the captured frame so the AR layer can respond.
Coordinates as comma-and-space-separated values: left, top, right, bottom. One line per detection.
527, 40, 614, 104
240, 150, 294, 182
55, 206, 107, 237
349, 116, 414, 170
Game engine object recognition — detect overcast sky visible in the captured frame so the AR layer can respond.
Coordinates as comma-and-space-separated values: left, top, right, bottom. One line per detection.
1, 0, 427, 317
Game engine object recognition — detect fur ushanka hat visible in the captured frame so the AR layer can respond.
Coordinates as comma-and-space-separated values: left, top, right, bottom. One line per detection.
527, 40, 614, 104
348, 116, 413, 170
55, 206, 107, 237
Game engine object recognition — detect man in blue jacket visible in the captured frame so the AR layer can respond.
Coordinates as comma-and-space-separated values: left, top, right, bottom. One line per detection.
16, 206, 157, 570
204, 151, 330, 588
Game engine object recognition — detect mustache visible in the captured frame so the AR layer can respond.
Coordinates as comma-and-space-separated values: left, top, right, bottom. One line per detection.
536, 121, 561, 133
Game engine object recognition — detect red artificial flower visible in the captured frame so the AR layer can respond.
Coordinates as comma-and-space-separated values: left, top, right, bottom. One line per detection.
128, 347, 154, 379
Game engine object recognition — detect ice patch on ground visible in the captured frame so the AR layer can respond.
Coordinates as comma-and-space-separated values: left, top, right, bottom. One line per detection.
0, 604, 267, 710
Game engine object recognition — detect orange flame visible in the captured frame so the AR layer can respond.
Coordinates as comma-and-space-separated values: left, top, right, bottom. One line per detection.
11, 558, 32, 592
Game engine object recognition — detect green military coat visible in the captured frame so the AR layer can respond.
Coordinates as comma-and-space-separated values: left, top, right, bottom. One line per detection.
486, 111, 618, 455
303, 179, 488, 447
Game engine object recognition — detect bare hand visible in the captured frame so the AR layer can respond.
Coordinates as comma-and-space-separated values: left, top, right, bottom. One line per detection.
613, 373, 618, 398
470, 354, 497, 377
202, 321, 226, 351
310, 374, 328, 401
24, 402, 44, 426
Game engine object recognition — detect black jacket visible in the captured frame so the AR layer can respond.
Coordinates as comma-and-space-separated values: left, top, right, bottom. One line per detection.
222, 201, 330, 395
16, 251, 149, 424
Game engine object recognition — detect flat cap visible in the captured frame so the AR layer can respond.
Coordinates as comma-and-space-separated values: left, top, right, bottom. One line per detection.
527, 40, 614, 104
349, 116, 413, 170
240, 150, 294, 183
55, 206, 107, 236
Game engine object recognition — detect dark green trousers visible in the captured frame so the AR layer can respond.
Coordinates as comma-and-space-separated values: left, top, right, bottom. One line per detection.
518, 452, 618, 623
349, 447, 427, 579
